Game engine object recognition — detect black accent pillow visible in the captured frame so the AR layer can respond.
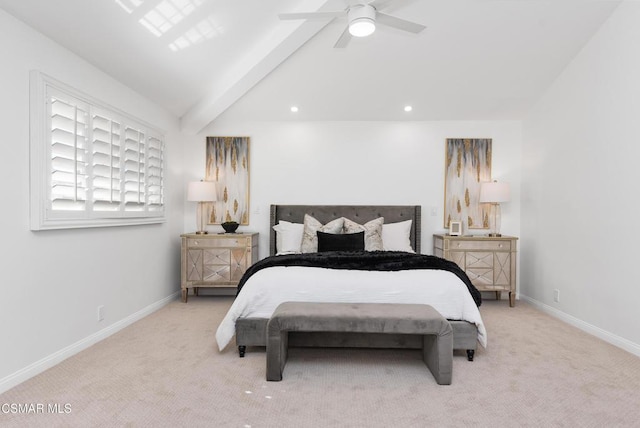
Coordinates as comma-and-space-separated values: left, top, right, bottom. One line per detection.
317, 231, 365, 252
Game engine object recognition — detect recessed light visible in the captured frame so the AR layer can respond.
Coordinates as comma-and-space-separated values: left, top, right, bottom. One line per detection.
290, 106, 299, 113
404, 105, 413, 112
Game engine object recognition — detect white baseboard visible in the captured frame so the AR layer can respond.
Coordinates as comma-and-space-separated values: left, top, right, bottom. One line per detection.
520, 295, 640, 358
0, 292, 179, 395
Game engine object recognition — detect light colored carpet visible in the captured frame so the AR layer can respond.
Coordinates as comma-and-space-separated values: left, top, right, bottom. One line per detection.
1, 297, 639, 427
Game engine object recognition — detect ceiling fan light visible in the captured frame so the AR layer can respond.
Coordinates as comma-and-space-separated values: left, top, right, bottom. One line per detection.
348, 4, 376, 38
349, 18, 375, 37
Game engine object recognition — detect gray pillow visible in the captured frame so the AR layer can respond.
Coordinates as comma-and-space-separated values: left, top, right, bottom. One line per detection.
342, 217, 384, 251
301, 215, 344, 253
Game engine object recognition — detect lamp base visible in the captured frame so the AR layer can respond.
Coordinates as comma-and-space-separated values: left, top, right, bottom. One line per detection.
487, 203, 502, 238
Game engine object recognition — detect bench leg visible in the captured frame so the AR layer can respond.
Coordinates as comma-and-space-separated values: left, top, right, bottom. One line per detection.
423, 333, 453, 385
266, 331, 288, 381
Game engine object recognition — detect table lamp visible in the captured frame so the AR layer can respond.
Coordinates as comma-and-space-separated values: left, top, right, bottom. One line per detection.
479, 180, 510, 237
187, 180, 217, 234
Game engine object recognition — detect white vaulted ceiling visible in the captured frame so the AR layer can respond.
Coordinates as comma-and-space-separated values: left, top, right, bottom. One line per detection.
0, 0, 620, 133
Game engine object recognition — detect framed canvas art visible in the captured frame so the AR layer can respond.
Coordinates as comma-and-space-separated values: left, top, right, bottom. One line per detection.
444, 138, 492, 230
205, 136, 250, 225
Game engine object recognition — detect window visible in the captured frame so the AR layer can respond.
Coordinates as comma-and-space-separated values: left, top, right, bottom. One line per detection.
30, 71, 165, 230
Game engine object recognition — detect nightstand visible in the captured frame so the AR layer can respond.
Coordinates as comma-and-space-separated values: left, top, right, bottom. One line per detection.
180, 232, 258, 302
433, 234, 518, 307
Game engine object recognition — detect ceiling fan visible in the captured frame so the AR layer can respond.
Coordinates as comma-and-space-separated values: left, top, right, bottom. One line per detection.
278, 0, 426, 48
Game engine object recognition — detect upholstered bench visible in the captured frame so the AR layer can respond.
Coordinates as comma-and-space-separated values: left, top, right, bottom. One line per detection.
266, 302, 453, 385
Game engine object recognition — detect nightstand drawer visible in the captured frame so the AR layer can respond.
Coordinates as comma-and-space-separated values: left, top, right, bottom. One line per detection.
448, 239, 511, 251
187, 236, 251, 248
466, 268, 494, 286
466, 252, 494, 269
203, 248, 231, 265
202, 265, 231, 282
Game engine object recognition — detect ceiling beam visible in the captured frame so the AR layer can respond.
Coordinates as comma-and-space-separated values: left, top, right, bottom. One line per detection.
180, 0, 335, 134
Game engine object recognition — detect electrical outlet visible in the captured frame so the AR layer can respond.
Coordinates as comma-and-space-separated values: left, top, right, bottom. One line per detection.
553, 289, 560, 303
97, 305, 104, 322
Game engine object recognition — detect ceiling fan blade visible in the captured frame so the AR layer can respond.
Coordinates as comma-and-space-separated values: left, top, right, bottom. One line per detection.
376, 12, 426, 34
278, 11, 344, 21
369, 0, 396, 10
333, 26, 352, 48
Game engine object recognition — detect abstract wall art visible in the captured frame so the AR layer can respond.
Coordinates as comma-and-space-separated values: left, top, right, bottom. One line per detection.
205, 136, 250, 225
444, 138, 492, 230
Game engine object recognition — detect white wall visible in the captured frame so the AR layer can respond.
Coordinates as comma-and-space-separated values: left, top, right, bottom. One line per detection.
183, 119, 522, 261
521, 1, 640, 353
0, 10, 184, 392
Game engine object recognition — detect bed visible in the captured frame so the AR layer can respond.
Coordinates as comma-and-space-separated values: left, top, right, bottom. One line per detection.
216, 204, 485, 361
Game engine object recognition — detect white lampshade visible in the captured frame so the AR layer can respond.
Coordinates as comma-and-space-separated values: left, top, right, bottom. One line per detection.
479, 181, 510, 203
187, 181, 217, 202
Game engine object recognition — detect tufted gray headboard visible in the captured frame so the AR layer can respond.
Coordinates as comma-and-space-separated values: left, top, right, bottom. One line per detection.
269, 205, 421, 256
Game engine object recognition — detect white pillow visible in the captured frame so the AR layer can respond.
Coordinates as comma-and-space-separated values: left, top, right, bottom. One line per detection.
382, 220, 414, 253
272, 221, 304, 255
301, 215, 344, 253
343, 217, 384, 251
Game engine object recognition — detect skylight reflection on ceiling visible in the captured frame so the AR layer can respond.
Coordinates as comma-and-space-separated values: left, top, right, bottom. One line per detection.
115, 0, 143, 14
138, 0, 204, 38
114, 0, 221, 51
169, 15, 224, 51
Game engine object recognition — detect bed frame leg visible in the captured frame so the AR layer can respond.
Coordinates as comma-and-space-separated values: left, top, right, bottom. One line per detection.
466, 350, 475, 361
238, 346, 246, 358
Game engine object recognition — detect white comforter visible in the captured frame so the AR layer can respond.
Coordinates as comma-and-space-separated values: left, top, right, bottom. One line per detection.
216, 266, 487, 350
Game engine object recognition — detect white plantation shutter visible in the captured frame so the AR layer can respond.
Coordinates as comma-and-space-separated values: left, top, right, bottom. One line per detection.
92, 113, 122, 212
147, 136, 164, 211
123, 127, 145, 212
49, 94, 89, 212
30, 71, 165, 230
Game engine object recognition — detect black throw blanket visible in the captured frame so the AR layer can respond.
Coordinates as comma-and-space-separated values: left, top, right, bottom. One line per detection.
237, 251, 482, 307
